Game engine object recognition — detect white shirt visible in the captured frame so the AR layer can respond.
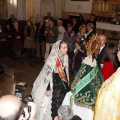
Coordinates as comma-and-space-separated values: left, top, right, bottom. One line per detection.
99, 45, 105, 54
57, 25, 65, 40
87, 30, 93, 36
85, 30, 93, 39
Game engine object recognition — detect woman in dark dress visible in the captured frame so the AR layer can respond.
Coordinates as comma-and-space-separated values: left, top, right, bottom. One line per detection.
73, 25, 87, 76
11, 21, 23, 57
4, 23, 12, 40
32, 40, 70, 120
63, 24, 75, 63
23, 20, 35, 58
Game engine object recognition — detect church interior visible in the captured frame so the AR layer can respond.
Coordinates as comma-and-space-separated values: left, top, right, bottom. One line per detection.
0, 0, 120, 98
0, 0, 120, 120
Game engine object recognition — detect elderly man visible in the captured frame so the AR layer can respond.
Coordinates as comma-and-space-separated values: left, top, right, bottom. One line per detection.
57, 19, 65, 41
85, 23, 95, 42
35, 18, 46, 59
54, 105, 82, 120
0, 95, 36, 120
96, 34, 107, 68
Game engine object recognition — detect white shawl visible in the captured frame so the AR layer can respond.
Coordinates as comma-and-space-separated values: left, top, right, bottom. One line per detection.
32, 40, 69, 120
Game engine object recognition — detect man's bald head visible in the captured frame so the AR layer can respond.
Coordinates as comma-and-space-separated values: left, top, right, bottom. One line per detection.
99, 34, 107, 47
0, 95, 23, 120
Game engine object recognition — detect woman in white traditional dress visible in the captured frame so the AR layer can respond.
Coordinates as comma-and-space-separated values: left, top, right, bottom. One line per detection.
94, 42, 120, 120
62, 35, 104, 120
32, 40, 70, 120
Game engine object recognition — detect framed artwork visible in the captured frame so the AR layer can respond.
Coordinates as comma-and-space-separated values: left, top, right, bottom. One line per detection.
71, 0, 90, 1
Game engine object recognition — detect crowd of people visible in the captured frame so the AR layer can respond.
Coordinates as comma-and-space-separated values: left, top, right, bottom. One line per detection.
0, 12, 120, 120
0, 13, 96, 61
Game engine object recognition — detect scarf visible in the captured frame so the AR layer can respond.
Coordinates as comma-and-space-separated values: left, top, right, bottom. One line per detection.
56, 58, 68, 89
67, 31, 72, 38
70, 57, 104, 110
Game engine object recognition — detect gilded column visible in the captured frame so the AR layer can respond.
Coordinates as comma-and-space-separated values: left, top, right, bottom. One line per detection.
26, 0, 35, 20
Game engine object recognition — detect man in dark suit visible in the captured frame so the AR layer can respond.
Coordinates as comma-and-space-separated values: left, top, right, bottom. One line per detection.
72, 18, 79, 35
86, 14, 97, 33
85, 23, 95, 43
86, 14, 96, 28
35, 18, 46, 58
7, 14, 17, 28
96, 34, 107, 68
44, 12, 53, 20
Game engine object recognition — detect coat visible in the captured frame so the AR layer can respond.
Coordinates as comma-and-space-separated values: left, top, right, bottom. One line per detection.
11, 27, 23, 51
63, 31, 75, 52
35, 24, 46, 42
45, 26, 58, 43
24, 26, 35, 49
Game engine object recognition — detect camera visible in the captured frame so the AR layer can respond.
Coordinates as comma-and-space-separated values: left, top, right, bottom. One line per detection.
22, 95, 33, 117
15, 82, 27, 99
79, 37, 85, 51
14, 82, 33, 118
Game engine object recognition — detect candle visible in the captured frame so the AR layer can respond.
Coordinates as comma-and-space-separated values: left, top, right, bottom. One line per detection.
106, 2, 108, 12
102, 2, 104, 12
99, 2, 101, 12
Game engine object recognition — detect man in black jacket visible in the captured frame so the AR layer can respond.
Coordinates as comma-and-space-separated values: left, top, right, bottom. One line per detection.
7, 14, 17, 28
96, 34, 107, 68
72, 18, 79, 35
35, 18, 46, 59
85, 23, 95, 43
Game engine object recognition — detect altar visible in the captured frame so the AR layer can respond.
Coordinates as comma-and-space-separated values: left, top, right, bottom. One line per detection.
96, 22, 120, 40
96, 22, 120, 32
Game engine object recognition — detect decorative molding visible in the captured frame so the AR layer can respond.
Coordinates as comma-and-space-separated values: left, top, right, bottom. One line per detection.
92, 0, 120, 17
62, 11, 90, 20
